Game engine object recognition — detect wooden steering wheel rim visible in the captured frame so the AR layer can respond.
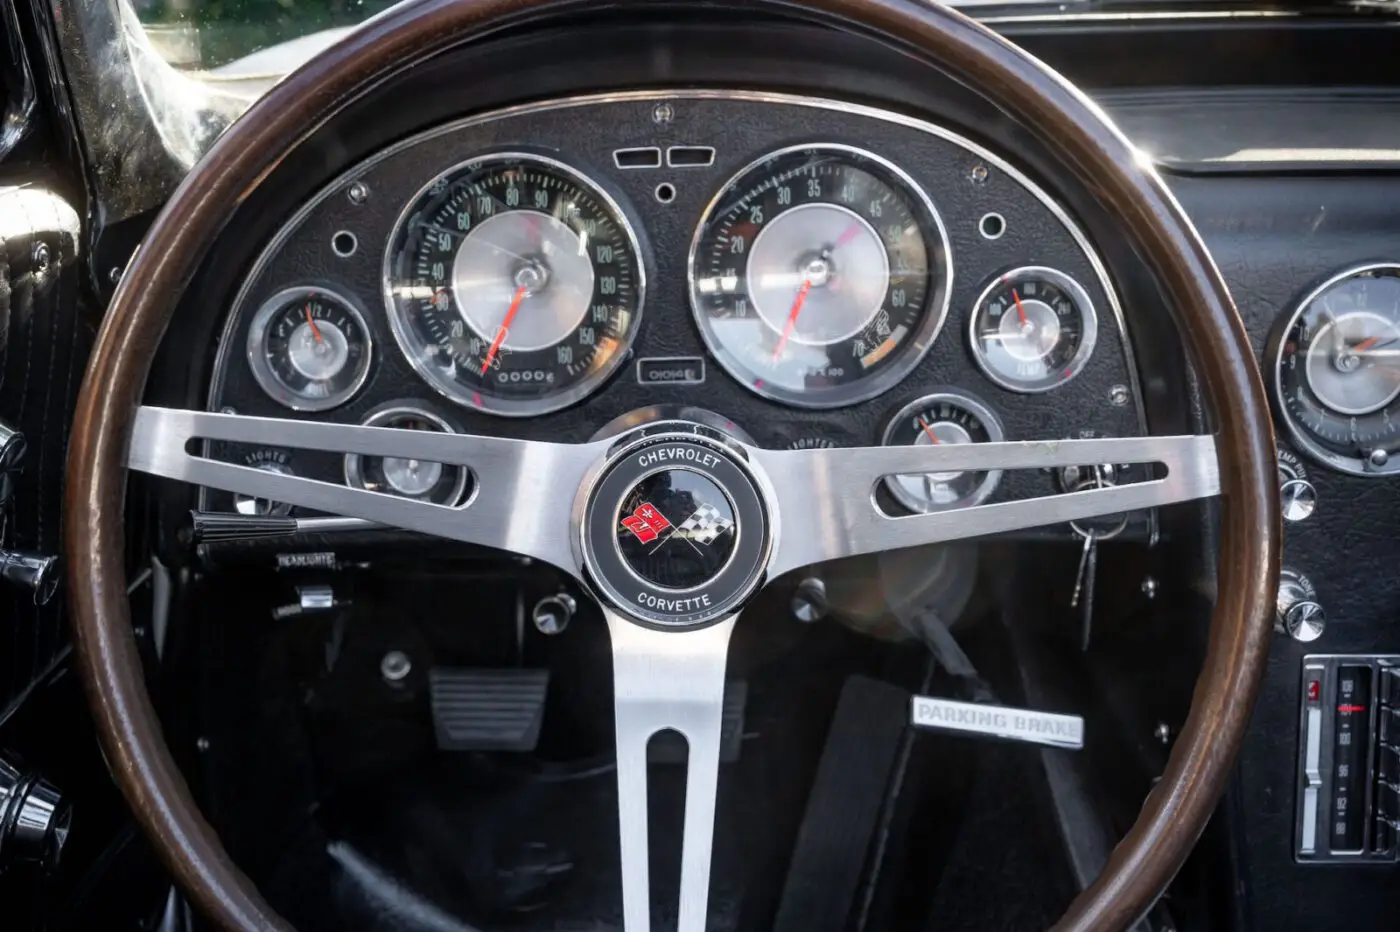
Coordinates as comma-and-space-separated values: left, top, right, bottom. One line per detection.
64, 1, 1279, 929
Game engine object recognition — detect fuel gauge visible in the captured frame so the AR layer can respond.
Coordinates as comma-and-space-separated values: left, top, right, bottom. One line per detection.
970, 267, 1097, 393
881, 391, 1004, 513
247, 286, 373, 411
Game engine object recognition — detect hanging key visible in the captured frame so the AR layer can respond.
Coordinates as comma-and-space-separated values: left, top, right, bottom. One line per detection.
1070, 526, 1096, 611
1068, 464, 1126, 652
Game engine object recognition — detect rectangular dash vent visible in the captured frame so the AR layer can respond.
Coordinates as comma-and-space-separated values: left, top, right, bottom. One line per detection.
667, 146, 716, 168
613, 147, 662, 169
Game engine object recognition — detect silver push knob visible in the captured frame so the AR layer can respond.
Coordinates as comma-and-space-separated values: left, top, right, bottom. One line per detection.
0, 551, 58, 605
0, 754, 69, 869
1280, 478, 1317, 523
532, 592, 576, 635
1276, 568, 1325, 642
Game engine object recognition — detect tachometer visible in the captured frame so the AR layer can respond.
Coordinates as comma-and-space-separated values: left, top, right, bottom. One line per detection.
689, 145, 950, 408
385, 153, 644, 416
1272, 263, 1400, 475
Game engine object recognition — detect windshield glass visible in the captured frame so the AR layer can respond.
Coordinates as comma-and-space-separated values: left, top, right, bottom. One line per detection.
133, 0, 400, 85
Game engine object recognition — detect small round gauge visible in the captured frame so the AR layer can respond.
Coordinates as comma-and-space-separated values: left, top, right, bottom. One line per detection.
1272, 263, 1400, 475
881, 391, 1005, 513
689, 144, 950, 408
384, 153, 644, 416
246, 287, 372, 411
969, 266, 1097, 393
345, 406, 470, 505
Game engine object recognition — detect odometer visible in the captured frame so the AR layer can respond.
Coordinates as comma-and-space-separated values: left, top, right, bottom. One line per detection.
688, 144, 950, 408
384, 153, 643, 415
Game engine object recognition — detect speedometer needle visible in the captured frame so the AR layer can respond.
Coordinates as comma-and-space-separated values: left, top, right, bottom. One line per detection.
772, 279, 813, 362
480, 285, 528, 374
304, 304, 324, 344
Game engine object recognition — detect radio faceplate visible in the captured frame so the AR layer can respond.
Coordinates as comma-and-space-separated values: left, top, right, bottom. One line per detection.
1297, 655, 1400, 862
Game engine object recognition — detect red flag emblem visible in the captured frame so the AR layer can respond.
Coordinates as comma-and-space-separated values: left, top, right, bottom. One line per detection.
620, 502, 672, 544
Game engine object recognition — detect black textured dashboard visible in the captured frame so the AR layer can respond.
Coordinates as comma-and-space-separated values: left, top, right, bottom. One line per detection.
194, 91, 1149, 535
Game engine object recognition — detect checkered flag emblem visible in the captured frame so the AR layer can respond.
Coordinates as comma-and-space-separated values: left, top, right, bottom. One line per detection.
675, 503, 736, 546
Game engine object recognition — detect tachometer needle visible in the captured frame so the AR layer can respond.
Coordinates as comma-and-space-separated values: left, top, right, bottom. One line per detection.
772, 279, 813, 362
918, 416, 941, 445
1012, 289, 1029, 327
480, 285, 528, 374
304, 304, 323, 343
1354, 335, 1384, 352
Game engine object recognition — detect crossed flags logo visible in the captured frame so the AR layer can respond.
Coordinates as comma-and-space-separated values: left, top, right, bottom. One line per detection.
620, 500, 735, 550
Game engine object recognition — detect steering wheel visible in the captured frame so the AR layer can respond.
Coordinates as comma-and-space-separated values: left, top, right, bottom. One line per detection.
64, 1, 1278, 929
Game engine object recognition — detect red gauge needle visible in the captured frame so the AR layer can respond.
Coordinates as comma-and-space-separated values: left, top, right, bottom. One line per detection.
834, 221, 865, 250
480, 285, 528, 374
773, 279, 813, 362
304, 304, 324, 344
1354, 335, 1382, 352
918, 416, 941, 445
1011, 289, 1029, 327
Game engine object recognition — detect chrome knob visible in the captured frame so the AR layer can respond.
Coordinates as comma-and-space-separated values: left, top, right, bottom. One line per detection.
0, 551, 58, 605
532, 592, 576, 635
0, 419, 25, 472
1280, 478, 1317, 522
1276, 568, 1324, 642
791, 577, 829, 624
1284, 601, 1326, 642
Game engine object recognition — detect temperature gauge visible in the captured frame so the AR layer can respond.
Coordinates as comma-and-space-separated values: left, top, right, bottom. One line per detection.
247, 286, 372, 411
881, 391, 1004, 513
344, 406, 469, 506
969, 267, 1097, 393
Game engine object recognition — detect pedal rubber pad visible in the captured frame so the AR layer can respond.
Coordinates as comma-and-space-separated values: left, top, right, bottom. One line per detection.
429, 668, 549, 752
772, 675, 910, 932
648, 680, 748, 764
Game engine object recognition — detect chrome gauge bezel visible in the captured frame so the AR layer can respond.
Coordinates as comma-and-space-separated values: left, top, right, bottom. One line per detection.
382, 150, 646, 418
1270, 262, 1400, 477
687, 142, 953, 409
967, 265, 1099, 394
343, 403, 471, 505
880, 390, 1006, 513
245, 285, 374, 412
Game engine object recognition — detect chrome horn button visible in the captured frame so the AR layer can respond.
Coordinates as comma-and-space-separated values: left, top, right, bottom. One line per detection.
581, 432, 771, 628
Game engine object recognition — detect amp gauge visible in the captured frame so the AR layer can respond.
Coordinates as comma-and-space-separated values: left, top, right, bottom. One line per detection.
247, 286, 372, 411
344, 405, 469, 506
969, 267, 1097, 393
881, 391, 1004, 513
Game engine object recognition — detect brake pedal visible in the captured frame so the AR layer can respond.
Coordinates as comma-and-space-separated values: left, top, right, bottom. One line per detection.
429, 668, 550, 752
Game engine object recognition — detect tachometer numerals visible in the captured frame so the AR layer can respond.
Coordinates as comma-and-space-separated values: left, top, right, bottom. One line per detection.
969, 267, 1097, 393
246, 287, 373, 412
1272, 264, 1400, 475
690, 145, 949, 408
385, 153, 643, 416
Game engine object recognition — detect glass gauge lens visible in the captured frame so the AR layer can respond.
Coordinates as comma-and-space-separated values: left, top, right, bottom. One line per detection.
246, 287, 372, 411
385, 153, 643, 416
1274, 264, 1400, 474
881, 391, 1005, 513
970, 266, 1097, 393
690, 145, 949, 408
345, 407, 470, 505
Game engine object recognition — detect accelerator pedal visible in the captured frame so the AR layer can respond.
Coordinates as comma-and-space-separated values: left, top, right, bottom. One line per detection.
429, 668, 549, 752
772, 675, 910, 932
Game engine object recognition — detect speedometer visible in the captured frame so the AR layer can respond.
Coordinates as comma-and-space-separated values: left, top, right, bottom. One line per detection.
689, 145, 950, 408
384, 153, 643, 416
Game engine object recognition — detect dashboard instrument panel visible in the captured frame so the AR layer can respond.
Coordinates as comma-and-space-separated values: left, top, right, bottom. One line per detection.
201, 91, 1146, 531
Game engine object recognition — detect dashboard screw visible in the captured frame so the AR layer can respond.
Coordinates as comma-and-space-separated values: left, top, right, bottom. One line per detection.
347, 181, 370, 205
1109, 384, 1130, 406
31, 242, 49, 273
652, 102, 675, 124
1153, 723, 1170, 745
968, 163, 990, 185
380, 650, 412, 684
1369, 448, 1389, 469
108, 265, 124, 284
1141, 576, 1158, 599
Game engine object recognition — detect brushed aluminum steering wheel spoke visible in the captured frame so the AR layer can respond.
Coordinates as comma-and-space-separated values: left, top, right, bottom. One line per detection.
752, 433, 1220, 577
606, 608, 735, 932
125, 405, 603, 570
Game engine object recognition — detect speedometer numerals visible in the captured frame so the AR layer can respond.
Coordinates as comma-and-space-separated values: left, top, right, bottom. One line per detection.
384, 153, 644, 416
1271, 263, 1400, 475
689, 144, 950, 409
